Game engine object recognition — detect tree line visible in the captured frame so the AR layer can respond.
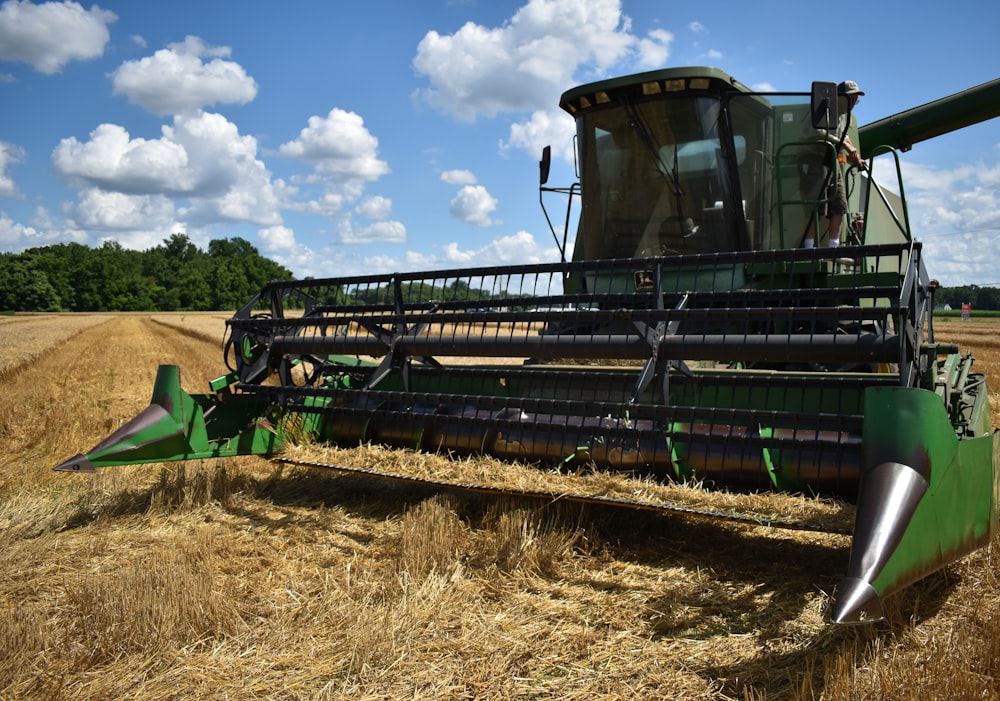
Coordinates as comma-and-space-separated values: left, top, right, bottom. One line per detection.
0, 234, 294, 312
933, 285, 1000, 312
3, 235, 996, 313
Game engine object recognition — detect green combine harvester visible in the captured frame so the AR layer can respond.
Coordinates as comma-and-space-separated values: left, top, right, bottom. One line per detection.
55, 67, 1000, 624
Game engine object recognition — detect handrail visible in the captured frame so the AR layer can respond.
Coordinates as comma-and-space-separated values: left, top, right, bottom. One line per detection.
774, 140, 839, 248
860, 145, 912, 243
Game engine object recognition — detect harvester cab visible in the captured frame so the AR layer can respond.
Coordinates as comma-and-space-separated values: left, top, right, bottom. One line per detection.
55, 67, 1000, 625
541, 67, 910, 286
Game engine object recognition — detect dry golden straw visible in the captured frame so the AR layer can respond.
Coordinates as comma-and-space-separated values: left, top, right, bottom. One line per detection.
1, 314, 999, 699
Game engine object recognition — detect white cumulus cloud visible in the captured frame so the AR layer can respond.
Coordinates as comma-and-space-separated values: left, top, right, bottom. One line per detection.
355, 195, 392, 220
634, 28, 673, 69
52, 124, 192, 194
0, 0, 115, 74
337, 218, 406, 245
0, 210, 35, 244
258, 223, 296, 252
440, 169, 477, 186
904, 161, 1000, 235
52, 111, 284, 230
412, 0, 635, 122
0, 141, 24, 197
111, 35, 258, 116
439, 230, 555, 267
870, 157, 1000, 286
450, 184, 500, 227
167, 112, 282, 225
257, 224, 330, 277
501, 109, 575, 162
0, 209, 86, 249
279, 108, 389, 181
414, 0, 669, 164
279, 107, 391, 214
347, 230, 559, 277
67, 188, 177, 231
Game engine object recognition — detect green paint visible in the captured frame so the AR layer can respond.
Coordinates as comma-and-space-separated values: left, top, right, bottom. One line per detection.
857, 385, 997, 602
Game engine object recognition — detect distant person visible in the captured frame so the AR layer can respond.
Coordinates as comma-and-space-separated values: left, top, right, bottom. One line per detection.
801, 80, 867, 248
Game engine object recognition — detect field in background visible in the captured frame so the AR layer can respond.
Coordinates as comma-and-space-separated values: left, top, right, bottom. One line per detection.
1, 313, 999, 699
0, 314, 114, 378
149, 312, 233, 343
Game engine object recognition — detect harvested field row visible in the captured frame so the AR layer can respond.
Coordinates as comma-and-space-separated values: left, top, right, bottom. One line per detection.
934, 319, 1000, 349
0, 313, 113, 377
149, 312, 231, 345
286, 443, 855, 535
934, 320, 1000, 426
0, 315, 230, 492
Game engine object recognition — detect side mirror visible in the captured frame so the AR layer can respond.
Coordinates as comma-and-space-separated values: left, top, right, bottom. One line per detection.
539, 145, 551, 186
810, 81, 839, 130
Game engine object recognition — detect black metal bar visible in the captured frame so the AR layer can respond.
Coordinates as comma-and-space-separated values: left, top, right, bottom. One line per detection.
270, 331, 899, 364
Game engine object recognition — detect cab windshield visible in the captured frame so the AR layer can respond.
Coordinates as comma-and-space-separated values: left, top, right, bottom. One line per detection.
576, 94, 765, 259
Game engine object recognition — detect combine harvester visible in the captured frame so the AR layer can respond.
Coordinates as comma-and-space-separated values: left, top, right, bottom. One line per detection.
55, 67, 1000, 624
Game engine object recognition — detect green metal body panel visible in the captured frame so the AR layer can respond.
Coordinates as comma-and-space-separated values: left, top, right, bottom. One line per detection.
54, 366, 288, 471
583, 264, 747, 295
831, 386, 998, 622
859, 77, 1000, 156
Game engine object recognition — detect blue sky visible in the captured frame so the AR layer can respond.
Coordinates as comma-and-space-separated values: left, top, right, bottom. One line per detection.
1, 0, 998, 286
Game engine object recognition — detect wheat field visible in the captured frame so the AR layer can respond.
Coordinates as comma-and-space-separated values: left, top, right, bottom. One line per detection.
1, 314, 999, 699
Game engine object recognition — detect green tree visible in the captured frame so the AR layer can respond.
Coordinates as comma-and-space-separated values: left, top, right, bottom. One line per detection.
0, 255, 61, 311
0, 235, 296, 312
208, 237, 292, 310
935, 284, 1000, 312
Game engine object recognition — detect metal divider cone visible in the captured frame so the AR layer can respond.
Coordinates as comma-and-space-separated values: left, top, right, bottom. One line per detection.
831, 387, 998, 623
